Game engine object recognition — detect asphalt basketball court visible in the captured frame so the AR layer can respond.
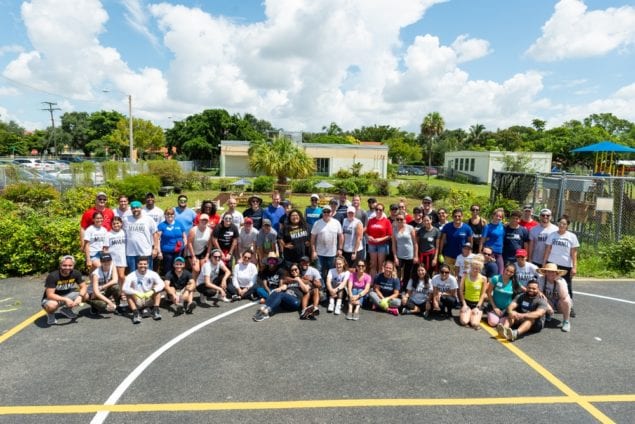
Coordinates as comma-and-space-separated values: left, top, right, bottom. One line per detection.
0, 277, 633, 423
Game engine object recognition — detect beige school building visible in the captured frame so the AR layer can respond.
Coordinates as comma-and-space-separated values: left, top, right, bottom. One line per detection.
220, 140, 389, 178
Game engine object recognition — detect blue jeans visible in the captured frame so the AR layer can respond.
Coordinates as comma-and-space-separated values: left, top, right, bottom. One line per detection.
265, 291, 300, 315
316, 255, 335, 285
127, 255, 153, 273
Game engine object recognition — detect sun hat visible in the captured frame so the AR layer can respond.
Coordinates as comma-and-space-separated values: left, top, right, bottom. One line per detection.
538, 263, 567, 276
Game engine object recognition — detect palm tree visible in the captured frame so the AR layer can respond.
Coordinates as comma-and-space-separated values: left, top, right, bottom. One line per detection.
420, 112, 445, 180
248, 137, 316, 185
467, 123, 486, 146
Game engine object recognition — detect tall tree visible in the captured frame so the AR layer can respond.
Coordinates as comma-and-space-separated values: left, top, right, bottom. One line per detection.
420, 112, 445, 177
248, 137, 315, 184
467, 123, 486, 147
107, 117, 165, 159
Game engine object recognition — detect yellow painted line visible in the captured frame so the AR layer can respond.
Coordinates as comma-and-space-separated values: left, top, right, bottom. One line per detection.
0, 394, 633, 415
0, 310, 45, 345
482, 324, 616, 424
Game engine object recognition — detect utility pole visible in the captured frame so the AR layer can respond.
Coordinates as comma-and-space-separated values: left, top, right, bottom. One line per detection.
41, 101, 61, 157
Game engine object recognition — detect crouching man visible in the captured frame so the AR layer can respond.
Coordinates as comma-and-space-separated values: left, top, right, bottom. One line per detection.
41, 255, 88, 325
498, 279, 548, 342
87, 253, 121, 315
164, 256, 197, 315
122, 256, 165, 324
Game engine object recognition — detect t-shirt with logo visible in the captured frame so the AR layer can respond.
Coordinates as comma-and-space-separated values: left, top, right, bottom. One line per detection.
373, 273, 401, 297
512, 292, 548, 323
279, 224, 309, 263
502, 225, 529, 263
213, 223, 239, 251
42, 269, 84, 300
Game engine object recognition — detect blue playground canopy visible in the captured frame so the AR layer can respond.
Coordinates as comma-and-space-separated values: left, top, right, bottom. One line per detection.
571, 141, 635, 175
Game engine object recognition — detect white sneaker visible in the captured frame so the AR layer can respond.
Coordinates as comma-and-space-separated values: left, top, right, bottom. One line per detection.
334, 303, 341, 315
561, 320, 571, 332
327, 300, 334, 313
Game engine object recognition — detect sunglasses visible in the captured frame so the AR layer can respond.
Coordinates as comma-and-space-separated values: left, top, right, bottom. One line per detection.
97, 197, 107, 201
375, 209, 384, 212
471, 208, 480, 212
440, 271, 450, 274
212, 255, 221, 259
243, 255, 252, 260
357, 264, 365, 267
541, 214, 551, 217
395, 218, 404, 221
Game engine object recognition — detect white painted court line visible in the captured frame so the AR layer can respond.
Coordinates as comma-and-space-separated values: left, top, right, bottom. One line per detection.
90, 302, 256, 424
574, 291, 635, 305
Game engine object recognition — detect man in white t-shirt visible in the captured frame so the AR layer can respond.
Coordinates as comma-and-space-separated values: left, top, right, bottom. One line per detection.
124, 201, 159, 272
528, 208, 558, 266
122, 257, 165, 324
226, 197, 244, 228
310, 205, 343, 283
142, 192, 164, 224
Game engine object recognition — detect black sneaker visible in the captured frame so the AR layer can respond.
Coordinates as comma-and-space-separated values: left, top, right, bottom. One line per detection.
231, 294, 241, 302
141, 308, 151, 318
299, 305, 315, 320
174, 304, 184, 316
132, 312, 141, 324
59, 307, 78, 320
570, 308, 576, 318
152, 307, 162, 321
186, 302, 196, 314
253, 310, 269, 322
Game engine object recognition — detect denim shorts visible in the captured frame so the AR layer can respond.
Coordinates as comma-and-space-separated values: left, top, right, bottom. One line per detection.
367, 243, 389, 254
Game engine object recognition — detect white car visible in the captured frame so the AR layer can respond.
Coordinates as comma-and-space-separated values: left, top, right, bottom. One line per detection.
53, 169, 105, 185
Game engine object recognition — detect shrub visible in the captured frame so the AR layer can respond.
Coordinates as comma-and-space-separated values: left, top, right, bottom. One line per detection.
107, 174, 161, 202
252, 176, 275, 192
53, 186, 115, 218
147, 160, 184, 186
291, 178, 316, 194
427, 186, 450, 202
181, 172, 211, 191
334, 179, 359, 195
1, 182, 60, 206
0, 207, 82, 276
601, 236, 635, 275
349, 177, 371, 195
375, 179, 390, 196
334, 169, 352, 179
387, 163, 397, 179
362, 171, 380, 180
397, 181, 428, 199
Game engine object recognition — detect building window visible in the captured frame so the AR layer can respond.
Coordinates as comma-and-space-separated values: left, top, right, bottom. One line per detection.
459, 158, 464, 171
315, 158, 330, 176
470, 158, 475, 172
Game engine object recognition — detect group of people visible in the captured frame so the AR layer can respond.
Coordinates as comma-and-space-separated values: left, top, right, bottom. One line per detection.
42, 190, 578, 340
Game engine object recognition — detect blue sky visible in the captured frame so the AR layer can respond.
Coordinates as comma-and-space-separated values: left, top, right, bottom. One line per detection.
1, 0, 634, 134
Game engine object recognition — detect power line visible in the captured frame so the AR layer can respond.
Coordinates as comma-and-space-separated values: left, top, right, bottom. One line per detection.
41, 101, 61, 156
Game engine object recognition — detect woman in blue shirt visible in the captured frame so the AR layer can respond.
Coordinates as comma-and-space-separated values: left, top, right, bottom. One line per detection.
482, 208, 505, 274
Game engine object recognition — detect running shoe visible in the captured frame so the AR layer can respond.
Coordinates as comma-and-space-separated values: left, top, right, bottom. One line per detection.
152, 307, 162, 321
570, 308, 576, 318
174, 304, 184, 316
132, 311, 141, 324
561, 320, 571, 332
387, 307, 399, 316
59, 307, 77, 320
231, 295, 241, 302
47, 313, 57, 325
345, 312, 353, 320
186, 302, 196, 314
352, 312, 360, 321
496, 323, 505, 338
299, 305, 315, 320
334, 303, 341, 315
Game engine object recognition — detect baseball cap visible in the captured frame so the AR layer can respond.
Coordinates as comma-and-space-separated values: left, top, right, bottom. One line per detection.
515, 249, 528, 257
146, 192, 155, 198
413, 206, 423, 214
300, 256, 311, 262
310, 193, 320, 200
322, 206, 331, 212
423, 196, 432, 202
262, 218, 272, 226
347, 206, 356, 214
523, 204, 533, 210
540, 208, 552, 215
244, 217, 253, 224
390, 203, 399, 211
96, 192, 107, 199
130, 201, 142, 208
174, 256, 186, 263
281, 200, 291, 207
101, 253, 112, 262
463, 242, 472, 248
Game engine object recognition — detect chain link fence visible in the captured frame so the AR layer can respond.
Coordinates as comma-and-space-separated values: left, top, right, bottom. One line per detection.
491, 171, 635, 246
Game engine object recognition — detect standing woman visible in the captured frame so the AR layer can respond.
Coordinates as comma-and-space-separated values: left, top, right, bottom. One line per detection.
83, 211, 108, 272
543, 215, 579, 317
278, 209, 310, 268
195, 200, 220, 229
365, 203, 393, 277
467, 204, 487, 253
417, 215, 440, 277
212, 213, 239, 266
458, 258, 488, 329
482, 208, 505, 274
187, 213, 212, 280
105, 216, 127, 309
341, 206, 364, 269
157, 207, 187, 275
391, 212, 418, 290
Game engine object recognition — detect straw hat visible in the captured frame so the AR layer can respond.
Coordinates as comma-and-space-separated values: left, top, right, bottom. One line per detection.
538, 263, 567, 276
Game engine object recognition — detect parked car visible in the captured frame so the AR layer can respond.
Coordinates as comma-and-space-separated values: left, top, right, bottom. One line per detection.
52, 169, 105, 186
13, 158, 40, 169
408, 166, 424, 175
397, 165, 410, 175
425, 167, 438, 176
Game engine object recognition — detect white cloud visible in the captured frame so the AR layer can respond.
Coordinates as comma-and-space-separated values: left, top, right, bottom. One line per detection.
0, 44, 24, 56
451, 34, 492, 63
555, 82, 635, 124
526, 0, 635, 61
120, 0, 160, 49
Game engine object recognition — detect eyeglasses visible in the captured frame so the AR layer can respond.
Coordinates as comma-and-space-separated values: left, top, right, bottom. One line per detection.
212, 255, 221, 259
243, 255, 252, 260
